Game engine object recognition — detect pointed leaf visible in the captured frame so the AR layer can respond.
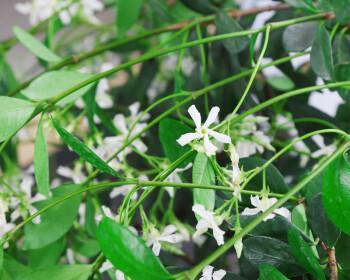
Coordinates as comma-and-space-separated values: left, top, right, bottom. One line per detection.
192, 153, 215, 212
117, 0, 143, 35
258, 264, 289, 280
22, 265, 92, 280
52, 118, 118, 177
0, 96, 36, 143
34, 118, 50, 197
13, 26, 61, 63
282, 22, 317, 52
97, 217, 171, 280
24, 184, 82, 249
288, 228, 325, 280
22, 71, 94, 106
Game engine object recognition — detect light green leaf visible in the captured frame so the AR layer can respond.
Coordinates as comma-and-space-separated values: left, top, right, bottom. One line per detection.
97, 217, 171, 280
329, 0, 350, 24
117, 0, 143, 35
24, 184, 82, 250
27, 238, 66, 269
311, 24, 334, 80
193, 153, 215, 213
159, 118, 194, 167
258, 264, 289, 280
288, 228, 326, 280
13, 26, 61, 63
21, 71, 94, 106
34, 118, 50, 197
323, 152, 350, 235
267, 75, 295, 91
52, 118, 119, 177
0, 96, 36, 143
22, 265, 92, 280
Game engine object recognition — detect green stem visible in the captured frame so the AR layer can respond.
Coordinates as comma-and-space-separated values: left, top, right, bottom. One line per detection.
186, 141, 350, 279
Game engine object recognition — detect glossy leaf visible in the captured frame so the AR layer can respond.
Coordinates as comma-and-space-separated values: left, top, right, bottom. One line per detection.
307, 193, 341, 247
97, 217, 171, 280
117, 0, 143, 35
192, 153, 215, 213
24, 184, 82, 249
52, 118, 118, 177
178, 0, 216, 14
22, 71, 94, 105
22, 265, 92, 280
34, 118, 50, 197
243, 236, 302, 277
258, 264, 289, 280
323, 153, 350, 235
0, 96, 36, 143
13, 26, 61, 63
329, 0, 350, 24
310, 24, 334, 80
159, 118, 194, 167
288, 228, 325, 280
282, 22, 317, 52
216, 11, 249, 54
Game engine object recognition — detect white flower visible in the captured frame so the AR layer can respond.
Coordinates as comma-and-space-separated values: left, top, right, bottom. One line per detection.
96, 63, 114, 109
164, 163, 192, 197
199, 265, 226, 280
57, 165, 86, 184
99, 260, 126, 280
242, 195, 290, 222
192, 204, 225, 246
146, 225, 183, 256
311, 135, 336, 158
177, 105, 231, 157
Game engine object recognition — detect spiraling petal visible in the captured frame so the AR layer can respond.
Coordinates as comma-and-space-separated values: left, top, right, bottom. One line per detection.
213, 269, 227, 280
203, 135, 217, 156
177, 132, 201, 146
152, 241, 161, 256
212, 225, 225, 245
203, 106, 219, 128
188, 105, 202, 129
274, 207, 291, 221
208, 130, 231, 144
241, 207, 260, 216
202, 266, 214, 278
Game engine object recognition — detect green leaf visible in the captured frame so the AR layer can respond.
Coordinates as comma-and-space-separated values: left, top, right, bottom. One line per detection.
0, 96, 36, 143
216, 11, 249, 54
117, 0, 143, 35
13, 26, 61, 63
323, 152, 350, 235
307, 193, 341, 247
335, 234, 350, 270
258, 264, 289, 280
267, 75, 295, 91
335, 63, 350, 100
24, 184, 82, 250
288, 228, 325, 280
192, 153, 215, 212
159, 118, 194, 167
34, 118, 50, 197
243, 236, 302, 277
311, 24, 334, 80
52, 118, 118, 177
178, 0, 216, 14
27, 238, 66, 268
97, 217, 171, 280
0, 247, 3, 271
21, 71, 94, 106
329, 0, 350, 24
282, 22, 317, 52
22, 265, 92, 280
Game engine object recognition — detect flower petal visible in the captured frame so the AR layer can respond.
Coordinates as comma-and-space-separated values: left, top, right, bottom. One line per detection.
213, 269, 227, 280
177, 132, 202, 146
202, 265, 214, 278
188, 105, 202, 129
274, 207, 291, 221
241, 207, 260, 216
152, 241, 161, 256
250, 195, 261, 208
203, 106, 219, 128
212, 226, 225, 245
203, 135, 217, 156
208, 130, 231, 144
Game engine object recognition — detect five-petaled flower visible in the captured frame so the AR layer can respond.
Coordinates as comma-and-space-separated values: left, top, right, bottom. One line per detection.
177, 105, 231, 156
192, 204, 225, 246
242, 195, 291, 221
199, 265, 226, 280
